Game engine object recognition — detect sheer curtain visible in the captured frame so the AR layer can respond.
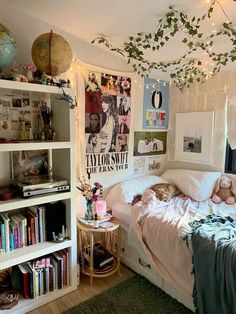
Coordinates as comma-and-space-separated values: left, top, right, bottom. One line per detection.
226, 89, 236, 149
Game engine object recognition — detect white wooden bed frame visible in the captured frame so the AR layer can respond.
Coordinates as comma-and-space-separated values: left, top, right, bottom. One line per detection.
120, 228, 195, 312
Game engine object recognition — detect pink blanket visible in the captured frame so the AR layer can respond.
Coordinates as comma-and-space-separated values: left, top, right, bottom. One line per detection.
130, 189, 236, 298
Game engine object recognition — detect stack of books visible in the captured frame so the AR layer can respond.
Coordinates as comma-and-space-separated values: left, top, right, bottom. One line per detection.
82, 242, 114, 270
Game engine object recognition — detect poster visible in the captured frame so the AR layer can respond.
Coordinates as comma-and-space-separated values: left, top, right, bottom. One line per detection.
134, 157, 145, 176
133, 131, 167, 156
85, 71, 131, 174
143, 77, 169, 129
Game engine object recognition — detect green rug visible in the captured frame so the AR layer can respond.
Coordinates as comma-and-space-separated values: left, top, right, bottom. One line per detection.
63, 274, 193, 314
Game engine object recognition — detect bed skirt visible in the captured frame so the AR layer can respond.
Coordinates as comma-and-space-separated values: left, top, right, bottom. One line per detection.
120, 228, 194, 312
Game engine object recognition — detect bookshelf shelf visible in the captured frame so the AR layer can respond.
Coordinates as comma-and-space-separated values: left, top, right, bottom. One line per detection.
0, 80, 77, 313
0, 192, 72, 212
0, 240, 72, 270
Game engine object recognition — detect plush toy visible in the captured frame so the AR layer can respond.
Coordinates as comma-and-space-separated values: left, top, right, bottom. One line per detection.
212, 175, 236, 205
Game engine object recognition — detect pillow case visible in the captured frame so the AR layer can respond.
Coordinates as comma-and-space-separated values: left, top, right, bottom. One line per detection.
106, 175, 168, 206
161, 169, 221, 201
105, 175, 168, 230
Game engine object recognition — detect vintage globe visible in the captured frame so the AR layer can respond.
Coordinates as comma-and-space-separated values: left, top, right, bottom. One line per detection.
31, 30, 73, 77
0, 23, 16, 69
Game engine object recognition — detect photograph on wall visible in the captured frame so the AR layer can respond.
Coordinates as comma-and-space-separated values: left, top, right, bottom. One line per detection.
133, 131, 167, 156
146, 156, 161, 171
84, 71, 132, 174
134, 156, 145, 176
175, 112, 214, 164
143, 77, 169, 129
11, 149, 48, 179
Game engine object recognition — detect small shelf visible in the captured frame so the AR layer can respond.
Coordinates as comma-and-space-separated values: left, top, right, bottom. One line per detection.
0, 240, 72, 270
7, 285, 76, 314
0, 192, 72, 212
0, 141, 72, 152
0, 79, 71, 95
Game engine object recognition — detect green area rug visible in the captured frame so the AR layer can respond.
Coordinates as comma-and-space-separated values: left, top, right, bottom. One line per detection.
63, 274, 193, 314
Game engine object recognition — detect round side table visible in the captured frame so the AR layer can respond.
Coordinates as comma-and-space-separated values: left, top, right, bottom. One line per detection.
77, 218, 121, 285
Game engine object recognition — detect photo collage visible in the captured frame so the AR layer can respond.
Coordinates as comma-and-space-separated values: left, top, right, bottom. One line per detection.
0, 95, 50, 141
85, 72, 131, 154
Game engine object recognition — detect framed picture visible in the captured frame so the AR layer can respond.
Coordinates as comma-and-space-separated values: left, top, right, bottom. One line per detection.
11, 149, 48, 179
175, 112, 214, 164
133, 131, 167, 156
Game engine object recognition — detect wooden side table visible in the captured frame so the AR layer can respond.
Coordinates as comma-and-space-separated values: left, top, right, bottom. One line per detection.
77, 218, 121, 285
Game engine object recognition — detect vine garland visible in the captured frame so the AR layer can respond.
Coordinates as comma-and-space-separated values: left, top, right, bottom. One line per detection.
92, 0, 236, 90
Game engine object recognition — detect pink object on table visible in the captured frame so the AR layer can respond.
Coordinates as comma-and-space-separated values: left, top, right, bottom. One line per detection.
95, 200, 107, 216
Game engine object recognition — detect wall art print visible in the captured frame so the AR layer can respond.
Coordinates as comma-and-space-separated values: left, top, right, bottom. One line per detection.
133, 131, 167, 156
84, 71, 131, 174
175, 112, 214, 164
143, 77, 169, 129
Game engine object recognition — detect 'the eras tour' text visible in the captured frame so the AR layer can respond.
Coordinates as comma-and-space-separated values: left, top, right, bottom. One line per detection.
86, 152, 128, 174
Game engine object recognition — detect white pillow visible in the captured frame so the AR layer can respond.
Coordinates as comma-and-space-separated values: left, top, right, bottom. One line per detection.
161, 169, 221, 201
106, 175, 168, 206
105, 175, 168, 230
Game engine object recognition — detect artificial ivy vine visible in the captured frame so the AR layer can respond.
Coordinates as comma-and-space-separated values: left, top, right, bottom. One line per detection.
92, 0, 236, 90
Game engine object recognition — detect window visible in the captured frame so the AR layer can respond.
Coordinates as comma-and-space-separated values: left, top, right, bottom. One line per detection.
225, 141, 236, 174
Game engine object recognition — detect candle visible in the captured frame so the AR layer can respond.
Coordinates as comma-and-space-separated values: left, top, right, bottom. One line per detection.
95, 200, 107, 217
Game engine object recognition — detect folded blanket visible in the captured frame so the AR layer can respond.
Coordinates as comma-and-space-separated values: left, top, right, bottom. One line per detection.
189, 214, 236, 314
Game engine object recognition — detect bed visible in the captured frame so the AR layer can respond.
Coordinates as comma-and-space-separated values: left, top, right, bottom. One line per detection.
105, 169, 236, 312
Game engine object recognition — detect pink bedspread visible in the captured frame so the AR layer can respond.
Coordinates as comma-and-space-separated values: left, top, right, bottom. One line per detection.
130, 189, 236, 298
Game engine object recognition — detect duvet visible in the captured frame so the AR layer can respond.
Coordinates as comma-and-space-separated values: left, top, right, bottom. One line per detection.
130, 189, 236, 298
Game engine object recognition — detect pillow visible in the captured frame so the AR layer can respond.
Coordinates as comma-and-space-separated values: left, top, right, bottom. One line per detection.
105, 175, 168, 230
161, 169, 221, 201
150, 183, 180, 202
106, 175, 168, 206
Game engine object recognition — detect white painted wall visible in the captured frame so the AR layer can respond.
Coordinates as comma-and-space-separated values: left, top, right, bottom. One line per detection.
166, 70, 235, 173
0, 2, 167, 195
0, 1, 132, 72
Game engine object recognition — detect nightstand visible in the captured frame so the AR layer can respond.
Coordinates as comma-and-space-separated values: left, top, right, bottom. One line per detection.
77, 218, 121, 285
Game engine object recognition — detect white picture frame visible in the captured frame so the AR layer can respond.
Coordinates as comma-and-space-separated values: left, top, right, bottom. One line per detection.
175, 112, 214, 164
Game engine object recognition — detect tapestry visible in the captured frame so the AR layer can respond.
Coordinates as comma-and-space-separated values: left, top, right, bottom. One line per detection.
143, 77, 169, 129
84, 71, 131, 174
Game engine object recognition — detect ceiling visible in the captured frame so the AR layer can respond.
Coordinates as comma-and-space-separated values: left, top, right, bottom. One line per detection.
3, 0, 236, 66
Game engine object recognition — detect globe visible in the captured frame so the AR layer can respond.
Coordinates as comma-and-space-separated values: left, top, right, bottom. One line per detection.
0, 23, 16, 69
31, 30, 73, 77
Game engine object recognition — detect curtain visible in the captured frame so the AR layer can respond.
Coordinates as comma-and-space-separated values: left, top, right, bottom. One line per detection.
226, 89, 236, 149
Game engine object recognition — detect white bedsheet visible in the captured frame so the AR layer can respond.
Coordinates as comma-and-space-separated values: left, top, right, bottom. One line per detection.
129, 189, 236, 298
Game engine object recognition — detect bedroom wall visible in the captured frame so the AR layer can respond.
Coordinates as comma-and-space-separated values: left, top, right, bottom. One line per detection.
0, 2, 168, 200
166, 70, 236, 173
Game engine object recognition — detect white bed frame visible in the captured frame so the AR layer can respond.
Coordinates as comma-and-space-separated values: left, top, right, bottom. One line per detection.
120, 228, 195, 312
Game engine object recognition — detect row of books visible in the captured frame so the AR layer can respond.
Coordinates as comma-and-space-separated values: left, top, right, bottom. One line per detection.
0, 206, 46, 254
11, 249, 69, 299
0, 201, 66, 254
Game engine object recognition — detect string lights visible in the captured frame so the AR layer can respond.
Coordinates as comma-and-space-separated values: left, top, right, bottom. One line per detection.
92, 0, 236, 90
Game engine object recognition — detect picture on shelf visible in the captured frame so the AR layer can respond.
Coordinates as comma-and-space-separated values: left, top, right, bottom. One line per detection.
11, 149, 48, 179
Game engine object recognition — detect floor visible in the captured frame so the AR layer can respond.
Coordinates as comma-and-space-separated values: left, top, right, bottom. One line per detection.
27, 264, 135, 314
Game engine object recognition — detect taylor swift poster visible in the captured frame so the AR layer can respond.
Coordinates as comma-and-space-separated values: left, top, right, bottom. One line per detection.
84, 71, 132, 174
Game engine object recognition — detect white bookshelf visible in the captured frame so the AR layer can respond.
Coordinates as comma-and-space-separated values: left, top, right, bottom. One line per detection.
0, 79, 77, 312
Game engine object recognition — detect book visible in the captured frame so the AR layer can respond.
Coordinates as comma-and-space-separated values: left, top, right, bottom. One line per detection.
84, 242, 114, 270
18, 264, 29, 299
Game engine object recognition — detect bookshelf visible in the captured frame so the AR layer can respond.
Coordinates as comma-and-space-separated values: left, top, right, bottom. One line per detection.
0, 79, 77, 313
